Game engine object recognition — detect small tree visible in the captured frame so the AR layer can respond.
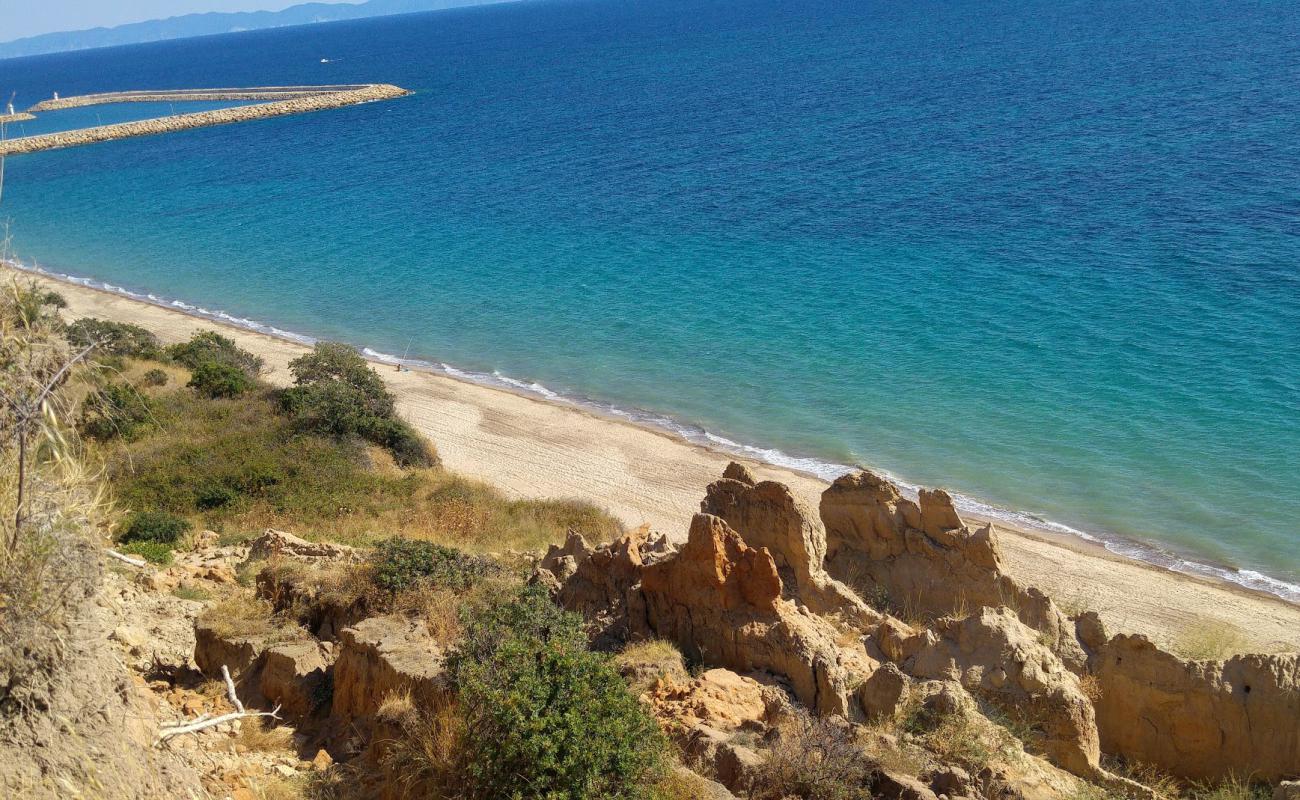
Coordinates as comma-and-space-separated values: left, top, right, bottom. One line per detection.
278, 341, 433, 467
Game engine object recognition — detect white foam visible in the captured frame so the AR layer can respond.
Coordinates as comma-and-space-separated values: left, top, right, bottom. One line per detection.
8, 256, 1300, 605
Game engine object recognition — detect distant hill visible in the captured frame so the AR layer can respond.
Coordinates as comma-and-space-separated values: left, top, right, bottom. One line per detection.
0, 0, 511, 60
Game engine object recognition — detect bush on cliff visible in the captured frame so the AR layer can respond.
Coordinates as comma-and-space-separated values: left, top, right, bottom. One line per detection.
371, 537, 497, 594
450, 585, 667, 799
65, 317, 161, 359
79, 381, 156, 440
187, 360, 254, 398
167, 330, 264, 377
277, 341, 434, 467
119, 510, 190, 545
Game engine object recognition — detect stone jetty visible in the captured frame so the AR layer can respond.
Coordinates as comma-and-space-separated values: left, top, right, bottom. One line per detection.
0, 84, 411, 156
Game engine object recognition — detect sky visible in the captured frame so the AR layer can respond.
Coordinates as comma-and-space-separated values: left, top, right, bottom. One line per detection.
2, 1, 352, 41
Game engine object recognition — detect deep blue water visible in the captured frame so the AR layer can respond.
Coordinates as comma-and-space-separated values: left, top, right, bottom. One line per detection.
2, 0, 1298, 598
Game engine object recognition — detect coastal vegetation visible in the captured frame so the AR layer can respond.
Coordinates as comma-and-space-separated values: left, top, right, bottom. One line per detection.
3, 282, 1298, 800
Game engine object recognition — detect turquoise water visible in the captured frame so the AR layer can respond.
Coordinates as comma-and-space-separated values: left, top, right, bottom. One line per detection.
2, 0, 1298, 598
9, 100, 256, 137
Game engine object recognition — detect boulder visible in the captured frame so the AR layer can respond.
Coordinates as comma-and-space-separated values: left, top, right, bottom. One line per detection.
857, 662, 911, 720
1275, 782, 1300, 800
668, 765, 738, 800
675, 724, 765, 796
1090, 635, 1300, 781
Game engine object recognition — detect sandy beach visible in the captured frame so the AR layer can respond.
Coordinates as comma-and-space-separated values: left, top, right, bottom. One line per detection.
9, 264, 1299, 653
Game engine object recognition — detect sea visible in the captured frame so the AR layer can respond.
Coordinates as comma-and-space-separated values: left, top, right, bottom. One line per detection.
1, 0, 1297, 601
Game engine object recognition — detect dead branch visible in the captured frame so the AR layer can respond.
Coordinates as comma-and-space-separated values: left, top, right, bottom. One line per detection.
105, 548, 147, 568
220, 664, 245, 714
156, 706, 281, 743
155, 663, 278, 744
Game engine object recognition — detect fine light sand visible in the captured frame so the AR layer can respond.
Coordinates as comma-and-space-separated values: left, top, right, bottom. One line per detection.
10, 265, 1299, 654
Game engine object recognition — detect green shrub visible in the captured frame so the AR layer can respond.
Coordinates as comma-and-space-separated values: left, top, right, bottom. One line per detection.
65, 317, 161, 359
119, 540, 174, 565
451, 585, 666, 800
140, 368, 169, 387
371, 538, 496, 594
195, 484, 237, 510
119, 510, 191, 545
167, 330, 264, 376
368, 416, 436, 468
278, 342, 434, 467
79, 381, 156, 440
188, 360, 254, 398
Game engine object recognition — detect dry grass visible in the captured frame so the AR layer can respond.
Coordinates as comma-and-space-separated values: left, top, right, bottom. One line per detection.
748, 713, 877, 800
1172, 620, 1250, 661
1190, 776, 1270, 800
97, 381, 623, 555
239, 718, 295, 752
238, 774, 307, 800
615, 639, 688, 693
1078, 672, 1103, 704
199, 592, 306, 645
376, 694, 467, 800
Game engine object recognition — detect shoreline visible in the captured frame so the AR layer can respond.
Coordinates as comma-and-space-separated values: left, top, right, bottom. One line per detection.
5, 260, 1299, 651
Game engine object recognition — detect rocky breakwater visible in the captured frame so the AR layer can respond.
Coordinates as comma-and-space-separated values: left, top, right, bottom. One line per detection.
26, 86, 372, 112
0, 84, 411, 156
534, 462, 1300, 787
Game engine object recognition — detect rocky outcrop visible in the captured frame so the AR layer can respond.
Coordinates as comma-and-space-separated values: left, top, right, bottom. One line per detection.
247, 529, 360, 564
535, 511, 876, 717
820, 470, 1082, 667
256, 564, 368, 641
642, 514, 877, 716
644, 668, 788, 734
194, 620, 270, 680
532, 527, 673, 648
331, 615, 447, 730
902, 608, 1101, 776
1089, 632, 1300, 781
259, 641, 332, 717
701, 466, 880, 626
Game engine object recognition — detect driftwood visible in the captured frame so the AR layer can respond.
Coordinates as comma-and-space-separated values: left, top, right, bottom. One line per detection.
105, 548, 147, 568
156, 663, 280, 744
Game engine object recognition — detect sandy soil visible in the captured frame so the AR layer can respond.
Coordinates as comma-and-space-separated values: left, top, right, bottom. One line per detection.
11, 265, 1299, 653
